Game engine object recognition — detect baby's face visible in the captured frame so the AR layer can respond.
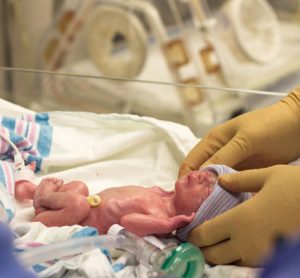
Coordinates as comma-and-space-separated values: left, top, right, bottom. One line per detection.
174, 170, 218, 215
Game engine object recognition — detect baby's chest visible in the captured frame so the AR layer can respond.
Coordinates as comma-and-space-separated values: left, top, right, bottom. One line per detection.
105, 195, 163, 216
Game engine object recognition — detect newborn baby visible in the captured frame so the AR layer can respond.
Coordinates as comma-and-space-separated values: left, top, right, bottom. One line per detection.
15, 170, 218, 237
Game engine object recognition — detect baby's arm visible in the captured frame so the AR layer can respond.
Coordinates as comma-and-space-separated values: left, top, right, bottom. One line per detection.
120, 213, 195, 237
33, 191, 90, 227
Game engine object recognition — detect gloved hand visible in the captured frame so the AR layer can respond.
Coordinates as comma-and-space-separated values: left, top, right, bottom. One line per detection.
188, 165, 300, 267
178, 88, 300, 177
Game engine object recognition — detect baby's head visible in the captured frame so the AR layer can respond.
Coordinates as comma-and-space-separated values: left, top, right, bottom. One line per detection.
174, 170, 218, 215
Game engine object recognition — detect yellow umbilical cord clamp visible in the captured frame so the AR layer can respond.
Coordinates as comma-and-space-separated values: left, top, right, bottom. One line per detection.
87, 195, 101, 207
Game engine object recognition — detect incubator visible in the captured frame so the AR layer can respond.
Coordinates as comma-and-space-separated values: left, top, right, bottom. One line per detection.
19, 224, 205, 278
3, 0, 300, 136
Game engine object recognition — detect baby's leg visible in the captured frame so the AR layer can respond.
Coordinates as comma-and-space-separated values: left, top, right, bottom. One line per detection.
15, 181, 36, 202
32, 191, 91, 227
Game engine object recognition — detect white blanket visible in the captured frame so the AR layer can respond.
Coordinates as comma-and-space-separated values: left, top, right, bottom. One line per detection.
0, 99, 258, 277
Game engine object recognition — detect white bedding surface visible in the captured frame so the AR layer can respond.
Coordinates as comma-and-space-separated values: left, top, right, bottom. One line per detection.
0, 98, 258, 277
0, 97, 34, 116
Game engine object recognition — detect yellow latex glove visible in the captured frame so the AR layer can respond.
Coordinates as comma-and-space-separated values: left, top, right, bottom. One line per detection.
188, 165, 300, 267
179, 88, 300, 177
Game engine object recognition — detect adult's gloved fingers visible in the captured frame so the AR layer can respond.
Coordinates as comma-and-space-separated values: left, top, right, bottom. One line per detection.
178, 128, 234, 178
178, 142, 213, 178
201, 240, 240, 265
218, 168, 270, 192
202, 136, 250, 168
178, 163, 195, 178
188, 211, 232, 247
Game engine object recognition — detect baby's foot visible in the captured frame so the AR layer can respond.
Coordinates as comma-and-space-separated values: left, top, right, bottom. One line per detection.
36, 177, 64, 195
34, 177, 64, 209
39, 177, 64, 187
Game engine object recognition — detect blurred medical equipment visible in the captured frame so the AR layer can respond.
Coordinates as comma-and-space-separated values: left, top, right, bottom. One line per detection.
0, 0, 298, 138
269, 0, 300, 21
86, 4, 148, 79
1, 66, 286, 137
109, 224, 205, 278
19, 224, 205, 278
19, 234, 125, 266
216, 0, 280, 63
16, 0, 297, 136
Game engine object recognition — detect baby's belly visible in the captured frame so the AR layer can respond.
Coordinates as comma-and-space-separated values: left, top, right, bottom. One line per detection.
80, 208, 105, 233
105, 199, 130, 218
80, 200, 133, 233
82, 198, 160, 234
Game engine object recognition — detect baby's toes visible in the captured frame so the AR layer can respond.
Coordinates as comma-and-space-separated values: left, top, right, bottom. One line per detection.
52, 177, 64, 186
39, 177, 63, 187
